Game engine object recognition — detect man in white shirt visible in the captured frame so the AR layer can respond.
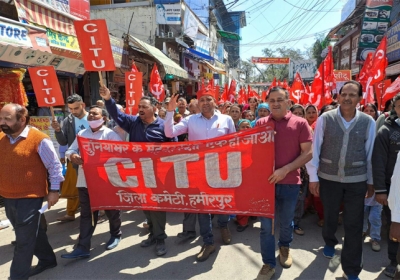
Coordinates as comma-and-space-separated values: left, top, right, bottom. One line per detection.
164, 88, 236, 262
388, 151, 400, 279
306, 81, 375, 280
61, 106, 123, 260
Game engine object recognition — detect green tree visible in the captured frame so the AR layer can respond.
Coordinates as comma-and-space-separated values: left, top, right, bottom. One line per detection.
312, 33, 330, 67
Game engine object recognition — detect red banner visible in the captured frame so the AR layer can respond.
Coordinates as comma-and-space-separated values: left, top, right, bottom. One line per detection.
77, 125, 276, 217
28, 66, 64, 107
251, 57, 290, 64
73, 19, 116, 71
125, 72, 142, 115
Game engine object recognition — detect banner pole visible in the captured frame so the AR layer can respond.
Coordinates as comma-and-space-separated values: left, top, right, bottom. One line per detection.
49, 106, 55, 120
98, 71, 104, 87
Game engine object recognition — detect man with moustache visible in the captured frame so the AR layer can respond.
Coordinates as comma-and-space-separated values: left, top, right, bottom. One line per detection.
307, 81, 376, 280
100, 86, 175, 257
61, 106, 122, 259
0, 104, 64, 279
51, 94, 88, 222
255, 87, 313, 280
164, 88, 236, 262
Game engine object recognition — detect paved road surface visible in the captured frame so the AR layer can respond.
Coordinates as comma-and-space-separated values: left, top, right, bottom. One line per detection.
0, 200, 392, 279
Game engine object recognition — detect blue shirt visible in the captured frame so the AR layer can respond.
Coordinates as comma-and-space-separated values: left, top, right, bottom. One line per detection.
74, 114, 89, 135
105, 98, 175, 143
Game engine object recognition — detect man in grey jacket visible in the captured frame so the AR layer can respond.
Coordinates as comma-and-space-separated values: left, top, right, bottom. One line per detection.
307, 81, 376, 280
51, 94, 88, 222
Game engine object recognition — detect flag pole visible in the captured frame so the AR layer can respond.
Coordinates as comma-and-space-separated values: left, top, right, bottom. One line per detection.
98, 71, 104, 87
49, 106, 55, 120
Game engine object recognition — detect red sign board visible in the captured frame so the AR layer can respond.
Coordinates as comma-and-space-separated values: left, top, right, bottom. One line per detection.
251, 57, 290, 64
70, 0, 90, 20
125, 72, 143, 115
73, 19, 116, 71
77, 125, 276, 217
28, 66, 64, 107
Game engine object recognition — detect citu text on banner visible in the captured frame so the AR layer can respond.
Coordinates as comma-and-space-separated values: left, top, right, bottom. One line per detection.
77, 124, 276, 217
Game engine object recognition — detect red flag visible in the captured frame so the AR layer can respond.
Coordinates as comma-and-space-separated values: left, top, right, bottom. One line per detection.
261, 90, 268, 102
363, 36, 388, 104
310, 65, 323, 107
149, 64, 164, 101
369, 36, 388, 87
290, 72, 305, 104
215, 84, 220, 100
357, 53, 372, 105
228, 80, 236, 103
221, 84, 228, 102
131, 62, 139, 73
382, 76, 400, 111
311, 46, 335, 109
277, 80, 282, 87
282, 79, 290, 90
374, 79, 391, 110
271, 77, 277, 88
238, 87, 246, 105
300, 82, 311, 105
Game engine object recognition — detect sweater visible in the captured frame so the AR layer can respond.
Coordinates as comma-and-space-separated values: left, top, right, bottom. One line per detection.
0, 129, 49, 198
319, 109, 372, 183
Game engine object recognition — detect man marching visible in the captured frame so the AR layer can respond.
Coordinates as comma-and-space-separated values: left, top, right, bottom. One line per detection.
100, 85, 175, 257
164, 87, 236, 262
61, 105, 123, 259
0, 104, 64, 279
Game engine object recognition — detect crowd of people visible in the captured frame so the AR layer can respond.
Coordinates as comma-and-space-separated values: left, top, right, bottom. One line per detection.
1, 81, 400, 280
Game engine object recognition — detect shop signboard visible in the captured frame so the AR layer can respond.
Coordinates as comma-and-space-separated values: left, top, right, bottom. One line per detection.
387, 20, 400, 63
289, 59, 317, 80
155, 3, 181, 25
30, 116, 61, 157
333, 70, 352, 94
46, 28, 80, 53
36, 0, 90, 20
356, 0, 393, 62
183, 6, 198, 39
251, 57, 290, 64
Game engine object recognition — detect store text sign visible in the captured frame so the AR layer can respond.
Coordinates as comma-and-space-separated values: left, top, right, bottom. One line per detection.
77, 124, 276, 217
28, 66, 65, 107
73, 19, 116, 71
125, 72, 143, 115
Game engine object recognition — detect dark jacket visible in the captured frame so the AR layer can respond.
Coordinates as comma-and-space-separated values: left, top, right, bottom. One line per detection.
105, 98, 176, 143
54, 113, 82, 170
372, 111, 400, 194
54, 113, 77, 147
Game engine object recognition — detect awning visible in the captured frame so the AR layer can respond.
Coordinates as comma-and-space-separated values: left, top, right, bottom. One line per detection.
185, 48, 214, 62
217, 30, 242, 41
14, 0, 77, 36
202, 60, 226, 75
129, 35, 188, 79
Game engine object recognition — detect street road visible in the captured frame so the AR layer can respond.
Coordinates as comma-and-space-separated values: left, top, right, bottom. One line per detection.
0, 200, 391, 279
